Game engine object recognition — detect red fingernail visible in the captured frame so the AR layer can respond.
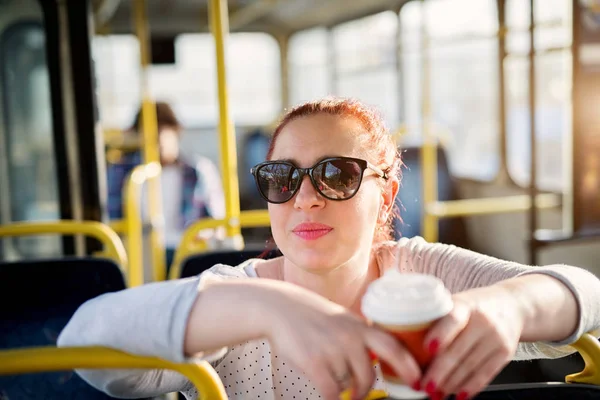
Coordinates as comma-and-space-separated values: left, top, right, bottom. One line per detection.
432, 391, 444, 400
425, 381, 436, 395
411, 381, 421, 391
428, 339, 440, 356
367, 349, 378, 362
457, 391, 470, 400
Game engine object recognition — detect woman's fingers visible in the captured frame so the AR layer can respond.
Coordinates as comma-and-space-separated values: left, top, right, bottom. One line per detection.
305, 354, 347, 400
366, 328, 422, 388
423, 300, 470, 357
344, 339, 376, 399
454, 352, 511, 399
421, 320, 487, 395
436, 337, 498, 396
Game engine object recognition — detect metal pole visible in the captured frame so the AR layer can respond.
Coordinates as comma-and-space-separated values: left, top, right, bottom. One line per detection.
496, 0, 510, 182
278, 33, 290, 111
420, 0, 439, 243
527, 0, 538, 265
209, 0, 243, 245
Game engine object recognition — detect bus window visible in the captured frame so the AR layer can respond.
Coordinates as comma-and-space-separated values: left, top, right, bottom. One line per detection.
93, 32, 281, 165
0, 20, 60, 259
289, 27, 330, 105
505, 0, 572, 192
92, 35, 142, 130
401, 0, 500, 181
333, 12, 400, 128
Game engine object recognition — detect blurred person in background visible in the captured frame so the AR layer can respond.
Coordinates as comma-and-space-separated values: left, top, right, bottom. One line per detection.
107, 101, 225, 271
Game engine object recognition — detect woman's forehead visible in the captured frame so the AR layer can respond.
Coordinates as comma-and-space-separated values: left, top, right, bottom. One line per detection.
270, 114, 368, 162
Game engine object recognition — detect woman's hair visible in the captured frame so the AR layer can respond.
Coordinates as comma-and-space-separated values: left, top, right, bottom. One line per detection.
267, 97, 402, 244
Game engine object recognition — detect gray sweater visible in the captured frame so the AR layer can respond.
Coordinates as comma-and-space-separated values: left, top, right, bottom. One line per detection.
58, 237, 600, 399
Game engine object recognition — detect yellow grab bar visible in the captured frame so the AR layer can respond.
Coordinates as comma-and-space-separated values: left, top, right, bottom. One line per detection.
566, 332, 600, 385
168, 209, 271, 279
123, 162, 164, 287
1, 336, 597, 400
132, 0, 166, 284
108, 219, 126, 234
0, 221, 127, 271
0, 346, 226, 400
425, 193, 562, 219
209, 0, 243, 241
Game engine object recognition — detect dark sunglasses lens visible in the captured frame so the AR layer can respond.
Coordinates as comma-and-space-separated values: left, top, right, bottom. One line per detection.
256, 164, 299, 203
314, 159, 362, 199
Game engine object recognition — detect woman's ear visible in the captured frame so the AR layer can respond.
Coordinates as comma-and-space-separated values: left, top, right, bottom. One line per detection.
380, 176, 399, 222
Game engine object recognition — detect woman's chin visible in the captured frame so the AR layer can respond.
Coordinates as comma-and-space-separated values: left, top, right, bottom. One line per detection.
289, 251, 342, 274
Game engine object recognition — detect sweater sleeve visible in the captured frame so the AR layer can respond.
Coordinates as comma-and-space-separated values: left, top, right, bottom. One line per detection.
57, 264, 249, 398
389, 236, 600, 359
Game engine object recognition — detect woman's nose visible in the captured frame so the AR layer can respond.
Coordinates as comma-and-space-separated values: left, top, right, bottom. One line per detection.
293, 176, 325, 210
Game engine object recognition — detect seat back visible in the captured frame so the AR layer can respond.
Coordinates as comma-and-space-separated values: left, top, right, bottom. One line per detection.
179, 248, 281, 279
393, 145, 470, 249
0, 257, 130, 399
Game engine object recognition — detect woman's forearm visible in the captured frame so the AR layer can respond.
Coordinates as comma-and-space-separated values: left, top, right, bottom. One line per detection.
499, 274, 579, 343
184, 279, 313, 356
184, 280, 269, 356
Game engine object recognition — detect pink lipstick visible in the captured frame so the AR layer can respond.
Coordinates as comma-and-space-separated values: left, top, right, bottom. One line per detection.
292, 222, 333, 241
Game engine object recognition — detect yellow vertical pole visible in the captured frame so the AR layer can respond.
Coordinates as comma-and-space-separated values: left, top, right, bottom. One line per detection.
133, 0, 166, 282
124, 168, 144, 287
209, 0, 243, 244
420, 0, 439, 243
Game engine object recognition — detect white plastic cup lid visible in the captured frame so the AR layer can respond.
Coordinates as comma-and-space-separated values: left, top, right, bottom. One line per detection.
361, 270, 453, 326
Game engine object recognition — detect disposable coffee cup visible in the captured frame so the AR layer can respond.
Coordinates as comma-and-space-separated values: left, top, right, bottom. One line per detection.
361, 270, 453, 399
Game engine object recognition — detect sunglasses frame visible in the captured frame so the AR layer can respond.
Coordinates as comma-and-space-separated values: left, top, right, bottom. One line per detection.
250, 156, 388, 204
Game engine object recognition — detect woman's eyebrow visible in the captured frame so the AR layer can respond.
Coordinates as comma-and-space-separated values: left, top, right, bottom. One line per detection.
274, 155, 343, 166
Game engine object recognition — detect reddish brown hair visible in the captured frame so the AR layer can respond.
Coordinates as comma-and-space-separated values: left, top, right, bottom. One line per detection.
267, 97, 401, 244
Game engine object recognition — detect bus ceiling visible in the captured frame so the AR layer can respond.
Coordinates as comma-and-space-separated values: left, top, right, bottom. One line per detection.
92, 0, 409, 36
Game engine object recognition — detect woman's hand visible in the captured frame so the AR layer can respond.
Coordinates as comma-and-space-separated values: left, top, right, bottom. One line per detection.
261, 281, 421, 400
420, 285, 526, 400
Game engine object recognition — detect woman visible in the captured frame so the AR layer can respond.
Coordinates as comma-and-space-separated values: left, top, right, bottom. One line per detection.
59, 98, 600, 400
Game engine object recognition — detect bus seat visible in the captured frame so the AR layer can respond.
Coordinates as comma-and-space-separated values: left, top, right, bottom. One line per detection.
0, 257, 135, 400
240, 129, 271, 211
179, 248, 281, 279
393, 146, 470, 249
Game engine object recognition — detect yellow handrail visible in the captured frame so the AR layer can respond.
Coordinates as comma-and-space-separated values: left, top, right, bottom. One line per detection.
108, 219, 126, 235
0, 346, 227, 400
566, 332, 600, 385
168, 209, 271, 280
123, 162, 163, 287
0, 221, 127, 271
0, 334, 597, 400
132, 0, 166, 283
425, 194, 562, 219
209, 0, 243, 242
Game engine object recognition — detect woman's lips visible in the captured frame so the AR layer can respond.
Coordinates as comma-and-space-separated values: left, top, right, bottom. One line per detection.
292, 222, 333, 241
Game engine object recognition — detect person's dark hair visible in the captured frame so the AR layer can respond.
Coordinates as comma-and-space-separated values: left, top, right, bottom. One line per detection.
129, 101, 182, 133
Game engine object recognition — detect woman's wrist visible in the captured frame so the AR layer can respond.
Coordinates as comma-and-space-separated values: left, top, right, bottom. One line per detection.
497, 274, 579, 342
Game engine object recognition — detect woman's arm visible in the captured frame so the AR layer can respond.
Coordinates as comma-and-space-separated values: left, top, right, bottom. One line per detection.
57, 266, 249, 398
498, 274, 578, 343
393, 237, 600, 347
60, 268, 426, 400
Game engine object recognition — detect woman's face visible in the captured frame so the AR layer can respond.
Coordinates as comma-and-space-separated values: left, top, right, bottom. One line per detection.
268, 113, 394, 273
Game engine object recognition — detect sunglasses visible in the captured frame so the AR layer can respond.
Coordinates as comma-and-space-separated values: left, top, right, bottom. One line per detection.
251, 156, 388, 204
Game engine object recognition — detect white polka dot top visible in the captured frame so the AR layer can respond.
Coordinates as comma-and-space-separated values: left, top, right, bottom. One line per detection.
182, 339, 386, 400
58, 237, 600, 399
180, 262, 386, 399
